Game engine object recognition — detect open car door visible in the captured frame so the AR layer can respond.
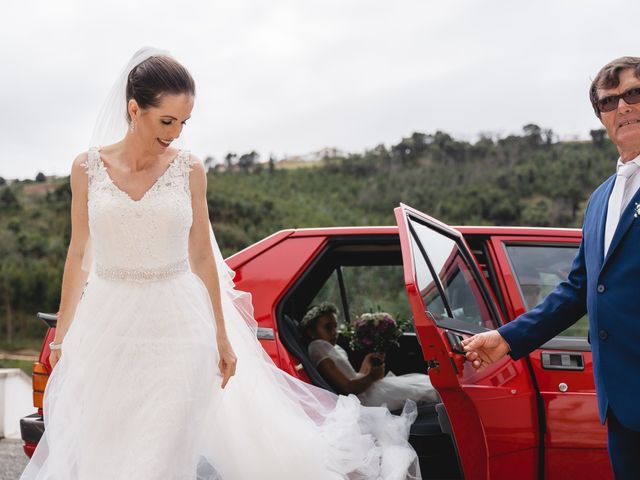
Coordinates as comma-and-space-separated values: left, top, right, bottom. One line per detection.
395, 203, 541, 479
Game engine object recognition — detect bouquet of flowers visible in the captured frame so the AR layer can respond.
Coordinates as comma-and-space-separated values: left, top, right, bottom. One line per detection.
341, 311, 409, 353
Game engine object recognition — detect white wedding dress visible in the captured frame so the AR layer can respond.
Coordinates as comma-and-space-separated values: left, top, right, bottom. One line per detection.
308, 340, 439, 412
20, 147, 422, 480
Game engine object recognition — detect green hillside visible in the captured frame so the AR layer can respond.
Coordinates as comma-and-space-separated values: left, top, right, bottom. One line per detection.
0, 125, 618, 345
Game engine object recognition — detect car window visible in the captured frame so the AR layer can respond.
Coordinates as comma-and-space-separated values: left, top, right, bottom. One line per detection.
409, 219, 498, 330
505, 244, 588, 338
311, 269, 344, 323
311, 265, 414, 332
410, 233, 449, 320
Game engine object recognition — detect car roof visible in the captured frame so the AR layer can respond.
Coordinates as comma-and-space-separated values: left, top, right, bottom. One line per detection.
226, 225, 581, 269
287, 225, 581, 237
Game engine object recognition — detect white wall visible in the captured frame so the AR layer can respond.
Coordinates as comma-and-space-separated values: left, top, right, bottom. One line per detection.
0, 368, 34, 439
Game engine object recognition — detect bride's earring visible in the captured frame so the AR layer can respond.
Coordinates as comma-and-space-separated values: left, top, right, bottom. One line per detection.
129, 120, 136, 132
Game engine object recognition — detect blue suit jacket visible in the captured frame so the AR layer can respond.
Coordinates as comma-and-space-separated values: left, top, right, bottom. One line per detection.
499, 172, 640, 428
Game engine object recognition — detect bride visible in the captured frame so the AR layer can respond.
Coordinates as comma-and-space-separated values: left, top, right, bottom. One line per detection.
20, 47, 422, 480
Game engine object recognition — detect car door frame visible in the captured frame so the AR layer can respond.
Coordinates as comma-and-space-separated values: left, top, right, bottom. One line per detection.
484, 234, 610, 479
395, 203, 541, 479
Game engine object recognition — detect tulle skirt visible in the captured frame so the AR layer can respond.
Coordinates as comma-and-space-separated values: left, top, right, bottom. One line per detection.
20, 270, 421, 479
358, 372, 440, 412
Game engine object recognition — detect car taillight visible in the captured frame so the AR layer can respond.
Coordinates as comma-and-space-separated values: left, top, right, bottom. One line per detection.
32, 362, 49, 409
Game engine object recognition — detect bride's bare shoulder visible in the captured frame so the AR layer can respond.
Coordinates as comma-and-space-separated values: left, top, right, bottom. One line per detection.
71, 150, 91, 173
187, 153, 206, 179
186, 152, 204, 169
186, 153, 207, 196
69, 151, 92, 193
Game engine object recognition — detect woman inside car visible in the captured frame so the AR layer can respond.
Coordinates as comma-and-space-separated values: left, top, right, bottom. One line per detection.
302, 302, 439, 411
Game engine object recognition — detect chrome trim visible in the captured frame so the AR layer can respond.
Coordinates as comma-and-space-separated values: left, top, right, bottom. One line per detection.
256, 327, 275, 340
38, 312, 58, 328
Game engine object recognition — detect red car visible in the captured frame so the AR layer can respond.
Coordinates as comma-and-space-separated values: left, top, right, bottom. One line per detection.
21, 204, 610, 479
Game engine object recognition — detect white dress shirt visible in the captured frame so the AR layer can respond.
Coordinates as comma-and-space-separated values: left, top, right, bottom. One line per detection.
617, 155, 640, 212
604, 155, 640, 257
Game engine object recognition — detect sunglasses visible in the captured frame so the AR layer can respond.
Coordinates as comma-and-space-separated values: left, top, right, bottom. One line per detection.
596, 86, 640, 114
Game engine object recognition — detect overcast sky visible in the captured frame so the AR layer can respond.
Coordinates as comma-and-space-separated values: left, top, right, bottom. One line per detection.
1, 0, 637, 179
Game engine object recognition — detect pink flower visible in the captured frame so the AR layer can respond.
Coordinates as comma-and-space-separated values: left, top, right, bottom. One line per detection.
361, 337, 374, 347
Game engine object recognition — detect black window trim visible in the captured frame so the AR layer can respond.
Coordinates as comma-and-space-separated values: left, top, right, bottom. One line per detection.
405, 212, 503, 330
408, 220, 454, 319
463, 234, 510, 324
336, 266, 351, 324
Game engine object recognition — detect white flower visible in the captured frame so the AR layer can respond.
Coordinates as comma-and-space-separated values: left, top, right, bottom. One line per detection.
635, 202, 640, 218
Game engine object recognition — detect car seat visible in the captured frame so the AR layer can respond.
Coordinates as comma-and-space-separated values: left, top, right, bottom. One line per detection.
279, 314, 337, 394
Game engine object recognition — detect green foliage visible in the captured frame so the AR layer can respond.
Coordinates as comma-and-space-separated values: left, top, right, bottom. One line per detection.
0, 186, 20, 209
0, 358, 34, 376
0, 125, 619, 344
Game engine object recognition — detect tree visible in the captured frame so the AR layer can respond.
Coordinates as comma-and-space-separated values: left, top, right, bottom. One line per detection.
0, 230, 22, 343
0, 187, 19, 209
204, 156, 215, 171
523, 123, 543, 146
238, 151, 259, 172
224, 152, 237, 170
390, 140, 413, 166
590, 129, 607, 148
410, 132, 429, 155
542, 128, 555, 145
35, 172, 46, 182
472, 134, 495, 158
521, 199, 551, 226
432, 131, 466, 164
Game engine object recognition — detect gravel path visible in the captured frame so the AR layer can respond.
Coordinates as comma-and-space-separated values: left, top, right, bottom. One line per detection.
0, 438, 29, 480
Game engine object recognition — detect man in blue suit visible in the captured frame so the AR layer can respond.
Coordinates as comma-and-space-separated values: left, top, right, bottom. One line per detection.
462, 56, 640, 479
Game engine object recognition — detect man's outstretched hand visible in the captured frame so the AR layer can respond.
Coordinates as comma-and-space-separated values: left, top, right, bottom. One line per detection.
461, 331, 510, 371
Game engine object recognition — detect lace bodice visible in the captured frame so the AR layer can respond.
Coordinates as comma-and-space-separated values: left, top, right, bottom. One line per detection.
81, 146, 194, 277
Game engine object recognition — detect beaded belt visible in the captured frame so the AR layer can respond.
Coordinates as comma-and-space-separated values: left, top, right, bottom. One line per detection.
95, 258, 190, 282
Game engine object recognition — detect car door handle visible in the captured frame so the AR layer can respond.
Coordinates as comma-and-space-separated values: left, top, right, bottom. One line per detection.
446, 331, 466, 355
540, 351, 585, 371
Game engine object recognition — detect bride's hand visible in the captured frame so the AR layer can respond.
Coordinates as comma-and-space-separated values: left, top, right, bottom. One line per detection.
49, 349, 62, 370
217, 334, 237, 389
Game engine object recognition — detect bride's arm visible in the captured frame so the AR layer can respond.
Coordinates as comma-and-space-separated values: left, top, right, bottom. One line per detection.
187, 154, 237, 387
53, 154, 91, 352
187, 155, 226, 335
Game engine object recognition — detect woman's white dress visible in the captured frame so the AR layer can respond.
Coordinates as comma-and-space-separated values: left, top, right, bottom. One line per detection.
308, 340, 439, 412
20, 147, 422, 480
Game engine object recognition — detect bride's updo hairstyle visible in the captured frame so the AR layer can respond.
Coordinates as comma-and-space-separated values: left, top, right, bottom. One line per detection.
125, 55, 196, 123
300, 302, 339, 343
